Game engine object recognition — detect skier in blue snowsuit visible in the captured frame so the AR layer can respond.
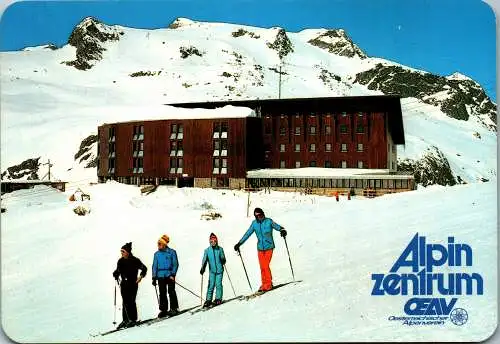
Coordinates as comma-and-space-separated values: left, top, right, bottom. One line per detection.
200, 233, 226, 308
152, 234, 179, 317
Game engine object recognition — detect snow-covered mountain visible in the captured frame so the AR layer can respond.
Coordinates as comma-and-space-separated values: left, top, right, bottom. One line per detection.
0, 16, 496, 185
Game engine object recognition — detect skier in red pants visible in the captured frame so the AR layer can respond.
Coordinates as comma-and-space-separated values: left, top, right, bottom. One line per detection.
234, 207, 286, 292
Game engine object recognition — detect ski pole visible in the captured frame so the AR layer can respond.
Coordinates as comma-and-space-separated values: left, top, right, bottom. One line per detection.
200, 274, 204, 307
175, 280, 205, 302
224, 264, 237, 297
113, 281, 117, 325
283, 236, 295, 281
154, 284, 160, 305
237, 249, 252, 292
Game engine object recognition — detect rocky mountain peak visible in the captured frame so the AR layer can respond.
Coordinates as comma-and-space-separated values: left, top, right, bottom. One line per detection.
63, 16, 122, 70
308, 29, 367, 59
168, 17, 195, 29
354, 63, 497, 131
266, 28, 294, 60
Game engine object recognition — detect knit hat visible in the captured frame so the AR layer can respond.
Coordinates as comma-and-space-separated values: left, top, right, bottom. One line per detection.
121, 242, 132, 253
253, 207, 265, 217
209, 233, 218, 242
161, 234, 170, 244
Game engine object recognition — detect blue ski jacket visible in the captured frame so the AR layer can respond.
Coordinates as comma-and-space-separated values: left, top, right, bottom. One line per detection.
201, 245, 226, 274
152, 247, 178, 279
237, 217, 282, 251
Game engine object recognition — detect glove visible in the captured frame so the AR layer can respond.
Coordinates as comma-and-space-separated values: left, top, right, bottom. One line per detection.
221, 258, 226, 265
200, 268, 205, 275
234, 243, 241, 251
113, 271, 119, 281
280, 229, 287, 238
152, 278, 157, 286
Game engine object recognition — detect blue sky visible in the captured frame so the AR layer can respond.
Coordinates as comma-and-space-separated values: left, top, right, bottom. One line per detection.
0, 0, 496, 101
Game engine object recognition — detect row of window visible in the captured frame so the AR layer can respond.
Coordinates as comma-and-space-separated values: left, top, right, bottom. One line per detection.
248, 177, 411, 189
275, 124, 365, 136
280, 160, 365, 169
279, 143, 364, 153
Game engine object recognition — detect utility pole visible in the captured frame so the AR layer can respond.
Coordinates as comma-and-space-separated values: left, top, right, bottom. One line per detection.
41, 159, 53, 181
278, 64, 282, 99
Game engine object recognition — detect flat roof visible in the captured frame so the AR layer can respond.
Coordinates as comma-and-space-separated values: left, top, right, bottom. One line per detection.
168, 95, 405, 144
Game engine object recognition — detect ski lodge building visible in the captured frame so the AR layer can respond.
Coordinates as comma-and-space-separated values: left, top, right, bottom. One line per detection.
97, 96, 416, 196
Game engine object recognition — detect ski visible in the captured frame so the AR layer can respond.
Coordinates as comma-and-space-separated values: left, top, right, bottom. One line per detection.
242, 280, 303, 301
190, 295, 244, 315
144, 305, 199, 326
91, 305, 199, 336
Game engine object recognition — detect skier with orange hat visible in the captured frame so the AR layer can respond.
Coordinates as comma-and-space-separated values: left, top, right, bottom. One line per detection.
152, 234, 179, 317
200, 233, 226, 308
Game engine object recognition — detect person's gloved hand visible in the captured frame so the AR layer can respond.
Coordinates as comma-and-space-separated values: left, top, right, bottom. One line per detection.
113, 271, 119, 281
152, 278, 157, 286
200, 268, 205, 275
280, 229, 287, 238
234, 243, 241, 251
221, 258, 226, 265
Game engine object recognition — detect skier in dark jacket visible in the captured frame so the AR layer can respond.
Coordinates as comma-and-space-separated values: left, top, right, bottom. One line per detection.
152, 234, 179, 317
200, 233, 226, 308
112, 242, 147, 329
234, 207, 286, 292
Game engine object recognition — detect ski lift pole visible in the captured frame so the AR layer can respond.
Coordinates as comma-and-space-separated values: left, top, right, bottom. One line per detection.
237, 249, 252, 292
224, 264, 237, 297
283, 236, 295, 281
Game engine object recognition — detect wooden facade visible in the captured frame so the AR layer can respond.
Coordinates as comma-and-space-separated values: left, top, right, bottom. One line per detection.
97, 96, 413, 194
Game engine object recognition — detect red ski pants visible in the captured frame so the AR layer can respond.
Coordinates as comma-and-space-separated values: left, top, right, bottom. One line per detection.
258, 249, 274, 290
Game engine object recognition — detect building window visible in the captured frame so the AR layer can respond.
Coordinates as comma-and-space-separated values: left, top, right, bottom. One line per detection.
213, 122, 228, 138
356, 124, 364, 133
170, 158, 182, 174
133, 125, 144, 141
392, 145, 396, 153
108, 127, 116, 142
310, 126, 316, 135
341, 160, 347, 168
309, 161, 316, 167
341, 112, 347, 117
213, 158, 228, 174
358, 161, 364, 168
295, 127, 301, 135
133, 141, 144, 157
295, 161, 301, 168
358, 112, 364, 117
171, 123, 183, 139
325, 125, 331, 135
309, 143, 316, 152
341, 143, 347, 152
171, 141, 183, 156
357, 143, 364, 152
295, 144, 300, 152
280, 160, 286, 168
280, 144, 286, 152
108, 158, 115, 174
265, 120, 272, 135
133, 157, 144, 174
325, 160, 332, 168
108, 142, 116, 158
280, 127, 286, 136
325, 143, 332, 152
340, 124, 348, 133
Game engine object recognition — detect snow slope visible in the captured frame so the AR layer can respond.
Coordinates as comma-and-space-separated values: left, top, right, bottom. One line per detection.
0, 180, 497, 342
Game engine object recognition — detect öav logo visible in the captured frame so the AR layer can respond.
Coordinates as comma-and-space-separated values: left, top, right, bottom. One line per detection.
449, 308, 468, 326
371, 233, 483, 326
